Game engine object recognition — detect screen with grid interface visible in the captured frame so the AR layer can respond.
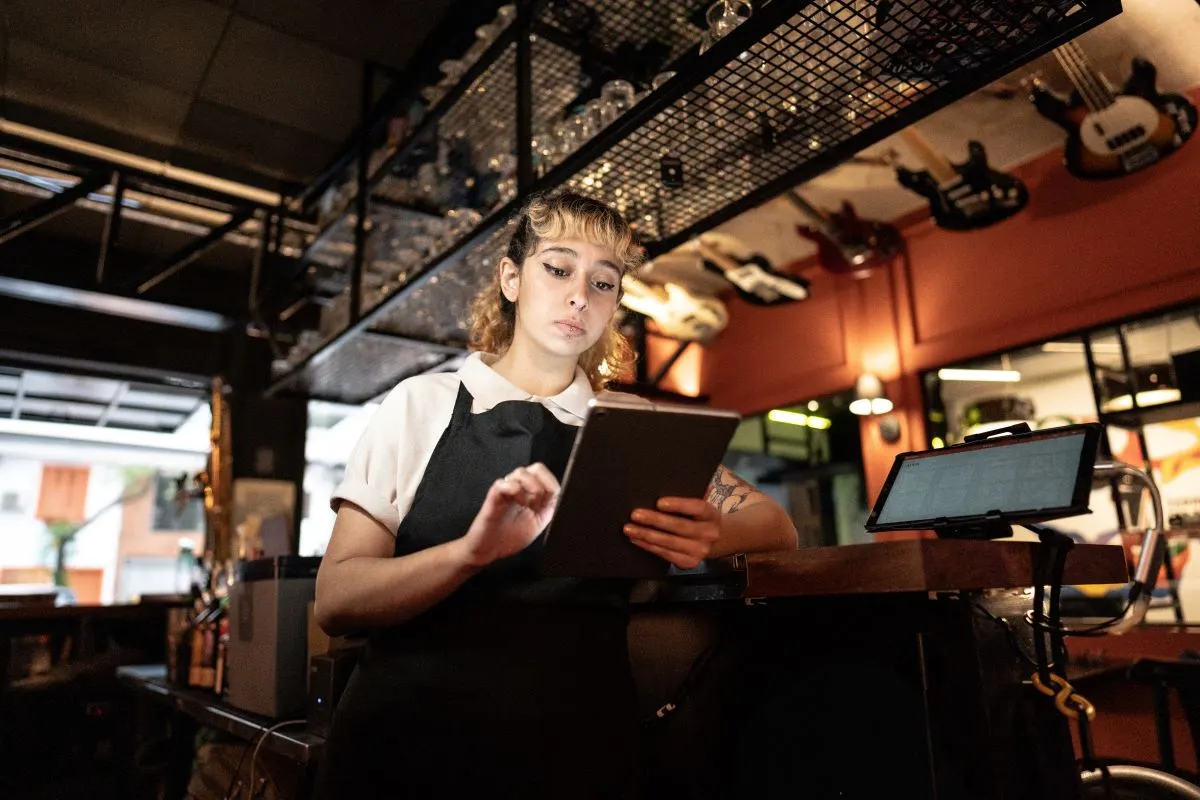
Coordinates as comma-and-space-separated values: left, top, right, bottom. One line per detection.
874, 432, 1088, 526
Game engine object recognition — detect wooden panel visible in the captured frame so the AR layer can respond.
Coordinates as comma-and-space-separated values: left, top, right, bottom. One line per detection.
904, 86, 1200, 370
743, 540, 1127, 597
35, 465, 90, 523
704, 271, 852, 413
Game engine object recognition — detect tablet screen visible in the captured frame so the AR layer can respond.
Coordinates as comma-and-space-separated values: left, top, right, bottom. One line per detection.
539, 397, 741, 578
868, 424, 1100, 531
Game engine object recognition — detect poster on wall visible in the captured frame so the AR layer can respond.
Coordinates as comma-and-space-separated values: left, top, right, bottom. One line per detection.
231, 478, 297, 560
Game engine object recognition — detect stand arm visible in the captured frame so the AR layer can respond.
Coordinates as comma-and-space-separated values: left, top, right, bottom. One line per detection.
1091, 460, 1165, 635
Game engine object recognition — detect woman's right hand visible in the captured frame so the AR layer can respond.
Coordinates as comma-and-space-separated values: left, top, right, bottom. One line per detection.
457, 463, 561, 567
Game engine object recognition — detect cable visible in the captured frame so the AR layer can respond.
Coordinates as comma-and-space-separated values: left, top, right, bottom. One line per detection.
245, 719, 305, 800
970, 599, 1043, 670
1021, 461, 1165, 640
222, 741, 253, 800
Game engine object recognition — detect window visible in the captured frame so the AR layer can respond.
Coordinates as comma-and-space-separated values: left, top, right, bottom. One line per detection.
36, 465, 90, 523
151, 472, 205, 532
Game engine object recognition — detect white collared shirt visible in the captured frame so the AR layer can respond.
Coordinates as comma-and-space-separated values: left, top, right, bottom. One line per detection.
331, 352, 628, 536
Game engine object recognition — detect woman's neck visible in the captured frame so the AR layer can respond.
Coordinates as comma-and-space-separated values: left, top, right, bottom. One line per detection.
490, 337, 578, 398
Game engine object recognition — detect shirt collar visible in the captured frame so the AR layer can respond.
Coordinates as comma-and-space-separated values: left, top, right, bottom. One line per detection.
457, 352, 594, 420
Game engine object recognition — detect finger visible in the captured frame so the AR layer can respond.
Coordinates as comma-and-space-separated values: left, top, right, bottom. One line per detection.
627, 536, 705, 571
523, 462, 561, 495
624, 524, 710, 560
508, 472, 546, 505
477, 479, 524, 522
629, 509, 713, 541
656, 497, 720, 519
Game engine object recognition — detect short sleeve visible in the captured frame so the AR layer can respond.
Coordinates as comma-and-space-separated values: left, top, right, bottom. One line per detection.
330, 387, 408, 535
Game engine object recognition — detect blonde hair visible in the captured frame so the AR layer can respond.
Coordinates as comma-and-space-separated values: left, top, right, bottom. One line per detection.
468, 190, 645, 389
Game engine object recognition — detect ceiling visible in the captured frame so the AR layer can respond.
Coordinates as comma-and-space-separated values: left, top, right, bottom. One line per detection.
0, 0, 466, 189
0, 365, 205, 432
707, 0, 1200, 268
1, 0, 1199, 403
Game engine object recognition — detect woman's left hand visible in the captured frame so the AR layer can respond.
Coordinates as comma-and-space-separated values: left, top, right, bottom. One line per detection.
624, 497, 721, 570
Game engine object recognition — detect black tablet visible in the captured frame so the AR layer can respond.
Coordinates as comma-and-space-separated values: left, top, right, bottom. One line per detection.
865, 423, 1103, 535
539, 396, 741, 579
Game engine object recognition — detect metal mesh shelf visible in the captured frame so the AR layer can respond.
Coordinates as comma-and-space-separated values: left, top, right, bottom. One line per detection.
271, 0, 1119, 404
280, 332, 460, 404
565, 0, 1094, 246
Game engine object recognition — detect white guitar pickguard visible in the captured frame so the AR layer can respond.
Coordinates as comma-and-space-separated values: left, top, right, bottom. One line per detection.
1079, 96, 1162, 156
725, 265, 809, 301
620, 278, 728, 342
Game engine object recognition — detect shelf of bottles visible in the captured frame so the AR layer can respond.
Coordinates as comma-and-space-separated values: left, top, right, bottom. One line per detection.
270, 0, 1120, 405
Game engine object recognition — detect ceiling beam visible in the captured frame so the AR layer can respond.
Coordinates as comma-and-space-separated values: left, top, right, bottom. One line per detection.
0, 297, 228, 379
0, 171, 108, 245
96, 381, 129, 427
135, 206, 258, 295
96, 170, 125, 283
1, 230, 251, 319
11, 373, 25, 420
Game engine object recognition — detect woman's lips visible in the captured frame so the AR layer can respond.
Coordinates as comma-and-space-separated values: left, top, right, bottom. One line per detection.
554, 320, 585, 336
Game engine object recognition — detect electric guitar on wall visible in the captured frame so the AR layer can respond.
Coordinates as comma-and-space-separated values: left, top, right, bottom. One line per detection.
786, 192, 904, 279
1029, 44, 1197, 180
692, 241, 810, 306
893, 128, 1029, 231
619, 276, 728, 343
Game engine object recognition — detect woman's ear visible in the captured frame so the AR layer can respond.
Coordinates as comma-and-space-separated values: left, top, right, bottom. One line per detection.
498, 257, 521, 303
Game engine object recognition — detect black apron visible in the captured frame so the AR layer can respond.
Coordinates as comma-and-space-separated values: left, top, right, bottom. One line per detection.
315, 384, 641, 799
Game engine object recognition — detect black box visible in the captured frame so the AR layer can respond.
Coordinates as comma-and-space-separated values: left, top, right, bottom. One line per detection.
307, 648, 360, 737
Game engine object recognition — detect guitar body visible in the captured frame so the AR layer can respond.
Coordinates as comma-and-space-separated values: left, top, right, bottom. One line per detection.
1032, 57, 1197, 179
620, 277, 728, 342
794, 202, 903, 279
700, 255, 810, 306
895, 141, 1029, 231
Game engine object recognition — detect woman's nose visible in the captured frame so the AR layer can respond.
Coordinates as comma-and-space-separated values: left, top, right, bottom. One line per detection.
567, 277, 588, 310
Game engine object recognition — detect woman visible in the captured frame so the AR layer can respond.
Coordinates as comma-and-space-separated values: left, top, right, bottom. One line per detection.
313, 190, 797, 798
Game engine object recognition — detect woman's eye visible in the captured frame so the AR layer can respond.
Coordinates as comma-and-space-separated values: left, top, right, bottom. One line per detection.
543, 263, 568, 278
593, 281, 616, 292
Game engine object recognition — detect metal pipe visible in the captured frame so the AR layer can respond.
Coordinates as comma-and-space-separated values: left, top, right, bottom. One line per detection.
350, 64, 373, 325
97, 170, 125, 283
137, 207, 257, 295
515, 1, 534, 194
0, 171, 108, 244
0, 118, 282, 207
1088, 460, 1165, 635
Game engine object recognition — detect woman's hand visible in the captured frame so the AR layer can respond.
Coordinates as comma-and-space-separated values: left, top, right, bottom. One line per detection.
458, 463, 561, 567
624, 497, 722, 570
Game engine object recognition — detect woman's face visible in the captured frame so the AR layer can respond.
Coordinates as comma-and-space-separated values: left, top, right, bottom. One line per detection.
500, 238, 623, 360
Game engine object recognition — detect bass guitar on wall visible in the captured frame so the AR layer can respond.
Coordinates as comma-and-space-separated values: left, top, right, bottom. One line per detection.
893, 127, 1029, 231
692, 241, 810, 307
1029, 43, 1196, 179
786, 192, 903, 279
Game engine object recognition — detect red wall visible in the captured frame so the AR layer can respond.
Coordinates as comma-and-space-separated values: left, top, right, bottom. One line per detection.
701, 87, 1200, 502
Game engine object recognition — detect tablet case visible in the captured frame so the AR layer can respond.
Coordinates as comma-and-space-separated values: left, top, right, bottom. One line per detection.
539, 397, 740, 579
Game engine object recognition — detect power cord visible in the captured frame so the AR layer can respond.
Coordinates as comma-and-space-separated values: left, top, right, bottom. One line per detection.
234, 719, 305, 800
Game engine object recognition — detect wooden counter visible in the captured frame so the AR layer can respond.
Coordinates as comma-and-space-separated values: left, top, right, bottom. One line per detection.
630, 540, 1129, 800
740, 540, 1128, 598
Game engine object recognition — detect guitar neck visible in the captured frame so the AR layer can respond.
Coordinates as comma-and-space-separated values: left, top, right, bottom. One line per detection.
898, 128, 957, 184
1053, 42, 1116, 111
693, 240, 739, 273
785, 192, 835, 235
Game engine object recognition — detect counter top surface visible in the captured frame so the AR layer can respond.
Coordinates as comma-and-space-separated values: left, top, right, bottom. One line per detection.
118, 665, 324, 762
738, 540, 1128, 599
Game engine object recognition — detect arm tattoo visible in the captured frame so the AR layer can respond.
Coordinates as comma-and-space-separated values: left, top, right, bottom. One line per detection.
706, 465, 757, 515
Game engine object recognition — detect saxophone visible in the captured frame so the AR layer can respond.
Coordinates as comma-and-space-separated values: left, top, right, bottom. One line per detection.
200, 376, 234, 595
